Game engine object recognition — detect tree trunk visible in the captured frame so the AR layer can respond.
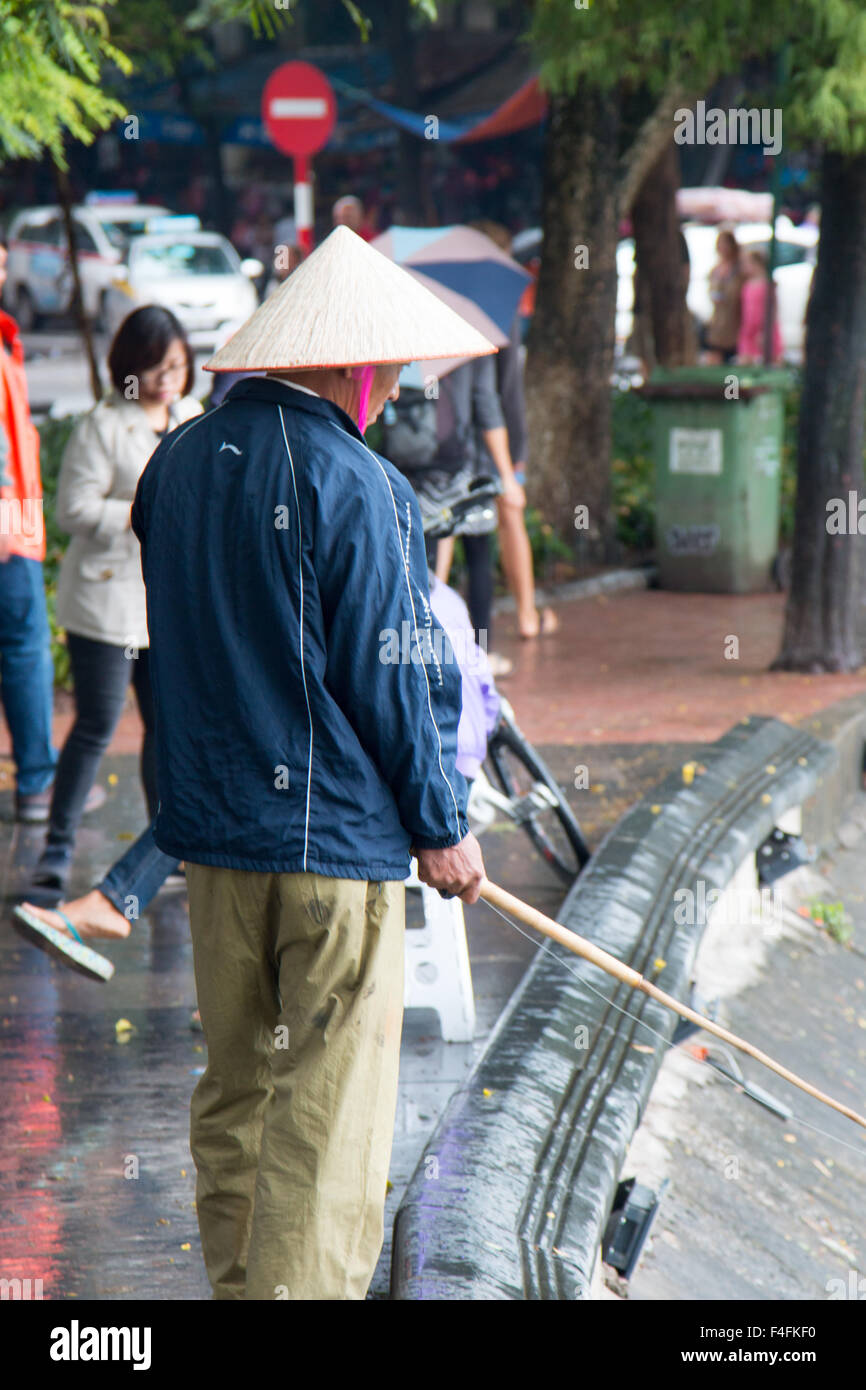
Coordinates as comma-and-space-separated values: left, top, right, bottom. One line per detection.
525, 85, 621, 560
55, 165, 102, 403
774, 150, 866, 673
382, 0, 427, 223
629, 141, 697, 370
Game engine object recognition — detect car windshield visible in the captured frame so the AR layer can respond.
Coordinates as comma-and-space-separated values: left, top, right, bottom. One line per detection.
133, 241, 234, 279
100, 218, 155, 251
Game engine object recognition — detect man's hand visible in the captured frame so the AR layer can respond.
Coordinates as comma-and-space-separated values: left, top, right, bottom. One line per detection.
0, 532, 11, 564
413, 831, 485, 904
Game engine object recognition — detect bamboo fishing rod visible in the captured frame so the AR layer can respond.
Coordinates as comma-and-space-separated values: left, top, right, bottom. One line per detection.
479, 878, 866, 1134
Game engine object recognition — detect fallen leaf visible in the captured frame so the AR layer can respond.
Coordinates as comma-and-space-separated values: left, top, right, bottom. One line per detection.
820, 1236, 858, 1266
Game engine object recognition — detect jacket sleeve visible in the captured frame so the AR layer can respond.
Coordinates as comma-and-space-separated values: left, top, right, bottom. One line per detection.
0, 373, 12, 490
56, 412, 132, 542
316, 454, 470, 851
471, 353, 506, 433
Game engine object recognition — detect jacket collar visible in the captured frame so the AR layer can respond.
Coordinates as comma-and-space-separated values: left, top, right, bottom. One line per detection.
222, 375, 366, 444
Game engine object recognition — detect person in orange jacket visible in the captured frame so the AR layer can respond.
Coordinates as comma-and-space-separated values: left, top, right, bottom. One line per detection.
0, 238, 58, 822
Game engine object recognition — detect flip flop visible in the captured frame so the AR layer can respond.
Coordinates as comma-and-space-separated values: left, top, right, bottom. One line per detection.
10, 905, 115, 983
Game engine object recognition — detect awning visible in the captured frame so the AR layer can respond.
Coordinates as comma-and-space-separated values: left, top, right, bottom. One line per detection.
329, 73, 546, 144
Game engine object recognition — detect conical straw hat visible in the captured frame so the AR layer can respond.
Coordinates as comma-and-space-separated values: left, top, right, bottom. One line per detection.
204, 225, 498, 372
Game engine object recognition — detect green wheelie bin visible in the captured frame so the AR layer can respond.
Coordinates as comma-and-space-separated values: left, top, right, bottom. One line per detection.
642, 365, 790, 593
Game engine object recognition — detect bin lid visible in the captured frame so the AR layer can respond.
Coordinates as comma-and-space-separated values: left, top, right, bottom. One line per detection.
639, 364, 793, 400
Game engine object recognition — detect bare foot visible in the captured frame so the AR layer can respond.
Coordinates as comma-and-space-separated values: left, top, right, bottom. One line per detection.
19, 889, 132, 942
519, 606, 559, 639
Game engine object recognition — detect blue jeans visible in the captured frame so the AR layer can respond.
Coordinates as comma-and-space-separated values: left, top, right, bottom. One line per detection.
0, 555, 57, 795
98, 822, 178, 919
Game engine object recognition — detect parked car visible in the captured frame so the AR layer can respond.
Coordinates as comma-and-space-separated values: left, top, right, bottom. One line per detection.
4, 195, 170, 330
102, 221, 263, 349
514, 216, 819, 362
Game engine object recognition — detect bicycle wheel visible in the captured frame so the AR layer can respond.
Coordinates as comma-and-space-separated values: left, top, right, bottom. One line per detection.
485, 707, 591, 883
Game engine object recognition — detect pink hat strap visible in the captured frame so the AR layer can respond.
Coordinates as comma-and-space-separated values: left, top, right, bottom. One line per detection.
351, 364, 376, 433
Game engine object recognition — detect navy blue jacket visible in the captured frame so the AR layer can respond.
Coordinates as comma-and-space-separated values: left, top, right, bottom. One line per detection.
131, 377, 469, 878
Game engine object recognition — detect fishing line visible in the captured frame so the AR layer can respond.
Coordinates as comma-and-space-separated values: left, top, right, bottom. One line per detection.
480, 895, 866, 1161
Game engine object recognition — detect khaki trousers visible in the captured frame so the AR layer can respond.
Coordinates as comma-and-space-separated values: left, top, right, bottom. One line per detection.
185, 865, 405, 1300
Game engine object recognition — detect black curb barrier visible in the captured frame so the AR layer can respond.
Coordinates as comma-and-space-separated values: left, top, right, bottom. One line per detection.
391, 715, 836, 1300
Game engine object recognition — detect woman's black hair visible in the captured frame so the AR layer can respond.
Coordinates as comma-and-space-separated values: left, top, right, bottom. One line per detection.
107, 305, 194, 398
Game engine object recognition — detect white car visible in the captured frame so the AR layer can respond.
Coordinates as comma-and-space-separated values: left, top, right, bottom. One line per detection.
4, 196, 170, 330
103, 225, 262, 349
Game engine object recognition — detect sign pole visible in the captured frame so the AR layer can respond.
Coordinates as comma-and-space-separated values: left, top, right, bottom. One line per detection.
294, 154, 313, 254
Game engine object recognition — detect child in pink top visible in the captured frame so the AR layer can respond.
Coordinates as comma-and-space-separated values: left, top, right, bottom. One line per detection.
737, 249, 783, 363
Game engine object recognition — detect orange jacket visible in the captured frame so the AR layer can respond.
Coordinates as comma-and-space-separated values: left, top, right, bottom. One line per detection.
0, 309, 44, 561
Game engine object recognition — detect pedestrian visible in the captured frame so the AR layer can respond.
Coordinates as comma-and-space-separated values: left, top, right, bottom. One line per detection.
0, 237, 58, 823
28, 307, 201, 894
332, 194, 373, 240
702, 226, 743, 364
130, 225, 490, 1300
382, 355, 516, 676
737, 248, 783, 365
458, 220, 558, 640
264, 242, 303, 299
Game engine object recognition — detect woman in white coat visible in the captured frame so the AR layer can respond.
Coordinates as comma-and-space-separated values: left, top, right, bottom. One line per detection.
30, 307, 201, 892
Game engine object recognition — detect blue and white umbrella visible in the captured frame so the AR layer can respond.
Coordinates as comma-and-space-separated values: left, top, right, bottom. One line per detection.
371, 224, 530, 386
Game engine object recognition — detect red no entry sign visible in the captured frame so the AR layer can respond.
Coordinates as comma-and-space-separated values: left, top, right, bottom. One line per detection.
261, 61, 336, 157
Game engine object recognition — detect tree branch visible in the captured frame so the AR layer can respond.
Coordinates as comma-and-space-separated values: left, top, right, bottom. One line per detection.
617, 84, 699, 215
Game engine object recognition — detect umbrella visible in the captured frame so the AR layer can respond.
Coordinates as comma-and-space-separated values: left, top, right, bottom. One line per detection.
677, 186, 774, 224
371, 224, 530, 387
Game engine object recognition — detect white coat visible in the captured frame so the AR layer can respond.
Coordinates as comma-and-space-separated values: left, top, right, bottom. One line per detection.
55, 392, 202, 648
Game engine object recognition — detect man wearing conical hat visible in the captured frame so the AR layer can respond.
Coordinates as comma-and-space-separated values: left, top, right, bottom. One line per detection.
131, 226, 496, 1301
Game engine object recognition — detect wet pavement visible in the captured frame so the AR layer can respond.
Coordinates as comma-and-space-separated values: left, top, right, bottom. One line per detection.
492, 586, 866, 744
